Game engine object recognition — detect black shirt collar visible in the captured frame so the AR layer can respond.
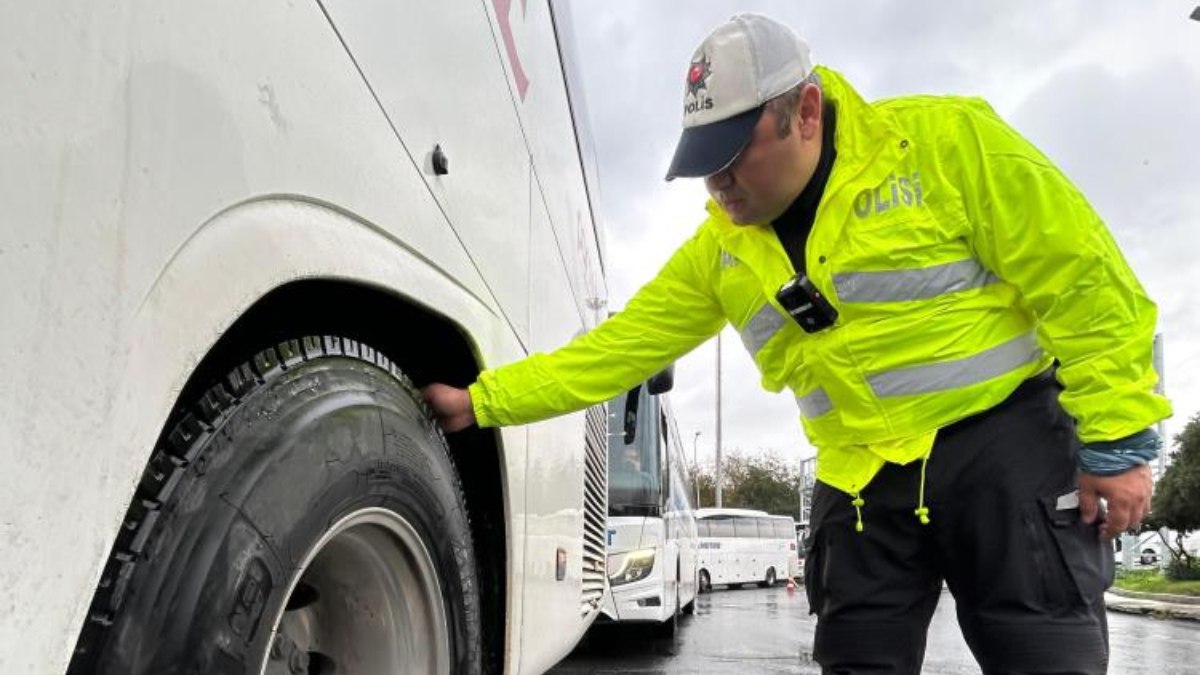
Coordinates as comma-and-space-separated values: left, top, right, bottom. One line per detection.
771, 101, 838, 274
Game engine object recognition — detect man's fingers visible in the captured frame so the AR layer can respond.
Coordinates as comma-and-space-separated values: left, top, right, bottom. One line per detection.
1127, 499, 1148, 532
1079, 465, 1154, 541
443, 412, 473, 433
1078, 486, 1100, 525
420, 383, 476, 433
1100, 494, 1151, 540
1102, 502, 1130, 540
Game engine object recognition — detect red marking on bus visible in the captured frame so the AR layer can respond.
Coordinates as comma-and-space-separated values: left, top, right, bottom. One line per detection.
492, 0, 530, 100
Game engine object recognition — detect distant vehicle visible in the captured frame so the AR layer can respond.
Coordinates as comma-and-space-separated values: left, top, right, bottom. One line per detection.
600, 367, 699, 636
793, 521, 810, 580
1114, 534, 1166, 567
696, 509, 798, 592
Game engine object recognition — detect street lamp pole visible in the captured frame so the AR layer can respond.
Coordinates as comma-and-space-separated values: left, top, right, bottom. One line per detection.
716, 333, 724, 508
1153, 333, 1166, 477
692, 431, 702, 508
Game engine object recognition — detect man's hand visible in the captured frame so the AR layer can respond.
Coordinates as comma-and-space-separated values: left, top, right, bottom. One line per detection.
421, 383, 476, 433
1079, 464, 1153, 541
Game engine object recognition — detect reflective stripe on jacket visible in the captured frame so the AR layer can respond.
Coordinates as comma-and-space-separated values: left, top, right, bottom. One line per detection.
469, 66, 1172, 495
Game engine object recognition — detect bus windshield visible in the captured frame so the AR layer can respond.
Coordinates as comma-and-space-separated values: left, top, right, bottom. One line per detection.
606, 386, 662, 517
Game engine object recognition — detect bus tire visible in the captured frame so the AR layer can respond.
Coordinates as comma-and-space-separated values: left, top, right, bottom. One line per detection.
682, 570, 697, 614
656, 564, 680, 638
760, 567, 777, 588
69, 337, 482, 675
699, 569, 711, 594
654, 602, 678, 639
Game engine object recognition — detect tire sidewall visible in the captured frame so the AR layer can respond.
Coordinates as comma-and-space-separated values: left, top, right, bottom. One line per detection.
98, 356, 480, 674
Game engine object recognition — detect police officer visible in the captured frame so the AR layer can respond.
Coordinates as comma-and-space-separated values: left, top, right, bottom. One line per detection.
424, 14, 1170, 674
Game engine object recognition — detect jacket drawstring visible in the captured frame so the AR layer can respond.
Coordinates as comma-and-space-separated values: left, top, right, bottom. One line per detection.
849, 453, 932, 533
850, 491, 865, 532
914, 454, 932, 525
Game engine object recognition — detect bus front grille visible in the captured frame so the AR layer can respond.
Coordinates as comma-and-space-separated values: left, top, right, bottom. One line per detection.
581, 403, 608, 615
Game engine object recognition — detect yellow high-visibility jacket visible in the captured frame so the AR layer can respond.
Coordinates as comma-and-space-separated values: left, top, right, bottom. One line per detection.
469, 66, 1171, 495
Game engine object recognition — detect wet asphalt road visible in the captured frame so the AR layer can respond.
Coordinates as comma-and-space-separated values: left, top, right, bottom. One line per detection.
550, 585, 1200, 674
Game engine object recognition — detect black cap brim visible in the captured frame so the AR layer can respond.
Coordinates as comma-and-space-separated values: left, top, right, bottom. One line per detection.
665, 106, 763, 181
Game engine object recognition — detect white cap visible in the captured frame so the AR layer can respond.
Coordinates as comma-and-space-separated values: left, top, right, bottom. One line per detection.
666, 14, 813, 180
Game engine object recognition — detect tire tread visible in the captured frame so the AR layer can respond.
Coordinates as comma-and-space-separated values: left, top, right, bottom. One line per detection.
70, 336, 471, 672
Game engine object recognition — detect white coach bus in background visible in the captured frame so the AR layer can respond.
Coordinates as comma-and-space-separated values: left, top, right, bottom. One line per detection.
1, 1, 609, 673
696, 509, 799, 592
601, 366, 699, 636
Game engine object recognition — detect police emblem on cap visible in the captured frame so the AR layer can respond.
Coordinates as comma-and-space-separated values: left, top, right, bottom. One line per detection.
686, 54, 712, 95
685, 54, 714, 115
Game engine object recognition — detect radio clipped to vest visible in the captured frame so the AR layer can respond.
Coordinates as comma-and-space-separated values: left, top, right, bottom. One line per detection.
776, 275, 838, 333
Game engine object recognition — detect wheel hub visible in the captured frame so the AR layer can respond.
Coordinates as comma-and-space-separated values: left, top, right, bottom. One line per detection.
260, 508, 451, 675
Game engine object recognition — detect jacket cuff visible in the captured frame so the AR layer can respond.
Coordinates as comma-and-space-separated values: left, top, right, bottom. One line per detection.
1077, 428, 1161, 476
468, 377, 497, 428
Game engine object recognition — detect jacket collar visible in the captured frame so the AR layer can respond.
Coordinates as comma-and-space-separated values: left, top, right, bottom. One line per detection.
704, 67, 910, 284
819, 67, 908, 165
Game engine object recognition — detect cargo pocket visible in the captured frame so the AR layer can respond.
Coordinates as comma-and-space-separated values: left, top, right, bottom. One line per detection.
803, 529, 825, 615
1025, 495, 1113, 611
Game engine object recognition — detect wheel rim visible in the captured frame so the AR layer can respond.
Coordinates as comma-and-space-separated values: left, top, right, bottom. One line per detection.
259, 508, 451, 675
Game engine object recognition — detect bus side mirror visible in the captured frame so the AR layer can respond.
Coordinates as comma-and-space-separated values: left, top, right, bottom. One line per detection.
647, 364, 675, 395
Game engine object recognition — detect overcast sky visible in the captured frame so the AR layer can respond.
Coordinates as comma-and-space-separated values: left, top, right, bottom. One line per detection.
563, 1, 1200, 469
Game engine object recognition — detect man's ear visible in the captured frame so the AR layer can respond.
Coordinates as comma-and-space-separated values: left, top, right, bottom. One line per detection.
797, 83, 822, 141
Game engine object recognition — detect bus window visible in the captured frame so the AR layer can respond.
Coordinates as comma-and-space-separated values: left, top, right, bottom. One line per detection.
734, 517, 760, 539
607, 387, 662, 517
710, 518, 736, 538
659, 409, 671, 503
774, 519, 794, 539
755, 517, 775, 538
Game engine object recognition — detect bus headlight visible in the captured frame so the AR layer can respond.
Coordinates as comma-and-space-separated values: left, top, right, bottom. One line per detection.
607, 548, 655, 586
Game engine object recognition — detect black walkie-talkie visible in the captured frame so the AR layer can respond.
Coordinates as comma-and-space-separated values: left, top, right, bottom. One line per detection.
776, 275, 838, 333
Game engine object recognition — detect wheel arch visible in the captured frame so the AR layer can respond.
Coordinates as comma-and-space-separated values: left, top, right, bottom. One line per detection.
88, 197, 518, 673
167, 279, 508, 672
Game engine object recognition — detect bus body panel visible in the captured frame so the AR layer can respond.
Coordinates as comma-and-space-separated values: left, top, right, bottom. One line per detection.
601, 516, 672, 622
515, 3, 610, 667
519, 195, 598, 673
509, 0, 607, 318
0, 1, 602, 672
321, 0, 534, 344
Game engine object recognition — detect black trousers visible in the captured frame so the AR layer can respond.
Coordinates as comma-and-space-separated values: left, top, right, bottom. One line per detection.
805, 373, 1114, 674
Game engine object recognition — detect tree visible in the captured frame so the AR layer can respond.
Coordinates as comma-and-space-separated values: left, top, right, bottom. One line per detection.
689, 450, 802, 518
691, 468, 716, 509
1145, 412, 1200, 577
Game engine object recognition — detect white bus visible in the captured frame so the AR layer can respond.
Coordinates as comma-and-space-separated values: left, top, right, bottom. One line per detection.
696, 509, 799, 592
1, 1, 607, 673
601, 367, 699, 636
